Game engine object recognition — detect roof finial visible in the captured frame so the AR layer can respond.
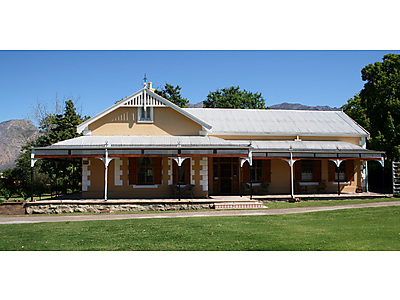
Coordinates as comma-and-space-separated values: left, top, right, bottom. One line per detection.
143, 73, 147, 88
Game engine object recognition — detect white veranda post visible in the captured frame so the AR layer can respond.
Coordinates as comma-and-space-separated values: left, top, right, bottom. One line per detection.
171, 157, 190, 201
283, 153, 297, 200
240, 156, 252, 198
96, 144, 115, 201
330, 159, 343, 195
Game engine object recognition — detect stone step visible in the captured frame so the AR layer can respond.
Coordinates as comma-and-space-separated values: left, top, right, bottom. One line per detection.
214, 202, 266, 209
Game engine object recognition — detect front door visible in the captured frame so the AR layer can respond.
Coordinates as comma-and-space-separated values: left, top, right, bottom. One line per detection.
220, 162, 233, 194
213, 158, 239, 195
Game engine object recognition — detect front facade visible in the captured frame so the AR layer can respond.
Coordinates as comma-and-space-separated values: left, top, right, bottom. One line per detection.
32, 84, 384, 199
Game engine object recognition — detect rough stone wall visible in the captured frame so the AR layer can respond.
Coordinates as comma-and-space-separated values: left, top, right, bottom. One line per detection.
25, 202, 213, 214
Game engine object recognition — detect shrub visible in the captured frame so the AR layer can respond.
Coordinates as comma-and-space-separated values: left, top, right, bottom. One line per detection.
0, 188, 12, 200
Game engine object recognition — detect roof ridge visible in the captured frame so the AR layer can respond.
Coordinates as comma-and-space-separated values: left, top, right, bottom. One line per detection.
184, 107, 339, 112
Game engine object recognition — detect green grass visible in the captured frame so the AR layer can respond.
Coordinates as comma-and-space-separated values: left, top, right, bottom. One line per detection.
1, 205, 400, 251
4, 194, 55, 202
263, 197, 400, 209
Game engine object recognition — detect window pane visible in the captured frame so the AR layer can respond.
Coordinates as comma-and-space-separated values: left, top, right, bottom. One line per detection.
138, 167, 146, 183
301, 161, 313, 181
251, 160, 263, 182
139, 107, 152, 121
138, 157, 153, 184
146, 168, 153, 182
334, 162, 346, 181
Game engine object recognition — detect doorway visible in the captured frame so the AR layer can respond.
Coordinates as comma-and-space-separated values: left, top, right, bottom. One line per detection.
212, 158, 239, 195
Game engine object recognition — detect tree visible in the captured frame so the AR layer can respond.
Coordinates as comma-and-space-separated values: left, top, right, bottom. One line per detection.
0, 168, 17, 200
342, 93, 370, 131
203, 86, 267, 109
12, 99, 89, 200
33, 100, 87, 147
359, 53, 400, 162
154, 83, 189, 108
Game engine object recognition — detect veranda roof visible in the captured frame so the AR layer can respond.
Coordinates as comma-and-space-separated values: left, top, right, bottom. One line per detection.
33, 135, 250, 157
249, 140, 384, 159
33, 136, 383, 161
41, 135, 249, 149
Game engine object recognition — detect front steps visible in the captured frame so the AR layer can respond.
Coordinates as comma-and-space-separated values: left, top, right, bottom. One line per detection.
209, 195, 266, 209
213, 202, 266, 209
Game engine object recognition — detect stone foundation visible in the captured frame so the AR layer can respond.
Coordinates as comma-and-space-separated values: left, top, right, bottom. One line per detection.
25, 202, 214, 214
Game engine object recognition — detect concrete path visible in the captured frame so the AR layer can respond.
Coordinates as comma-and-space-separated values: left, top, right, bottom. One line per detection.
1, 201, 400, 224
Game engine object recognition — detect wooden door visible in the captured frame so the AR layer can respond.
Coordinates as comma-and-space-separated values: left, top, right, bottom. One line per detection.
212, 158, 239, 195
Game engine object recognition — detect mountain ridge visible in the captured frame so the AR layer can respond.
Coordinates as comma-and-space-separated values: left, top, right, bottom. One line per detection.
0, 119, 38, 171
187, 101, 340, 111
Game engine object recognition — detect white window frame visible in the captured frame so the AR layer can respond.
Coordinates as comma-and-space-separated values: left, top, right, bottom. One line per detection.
138, 107, 154, 123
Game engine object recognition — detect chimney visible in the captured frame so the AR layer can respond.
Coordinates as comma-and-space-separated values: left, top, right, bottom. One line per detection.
148, 82, 155, 92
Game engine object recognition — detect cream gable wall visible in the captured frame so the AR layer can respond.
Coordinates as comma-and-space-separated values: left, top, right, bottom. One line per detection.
88, 107, 203, 136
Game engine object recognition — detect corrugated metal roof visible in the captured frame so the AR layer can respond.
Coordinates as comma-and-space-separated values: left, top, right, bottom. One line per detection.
46, 135, 249, 149
250, 140, 372, 152
39, 136, 383, 155
183, 108, 369, 137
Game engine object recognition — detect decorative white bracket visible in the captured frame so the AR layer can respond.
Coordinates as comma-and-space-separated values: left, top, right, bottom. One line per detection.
379, 156, 385, 167
240, 157, 252, 167
172, 157, 190, 167
240, 150, 253, 168
96, 156, 115, 168
30, 151, 41, 167
329, 159, 344, 168
95, 144, 115, 167
283, 158, 297, 167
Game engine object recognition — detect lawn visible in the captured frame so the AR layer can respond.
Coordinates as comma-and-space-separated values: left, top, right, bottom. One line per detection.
1, 205, 400, 251
262, 197, 400, 209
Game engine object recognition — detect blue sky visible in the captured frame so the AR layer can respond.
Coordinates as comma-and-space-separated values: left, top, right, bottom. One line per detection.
1, 50, 399, 124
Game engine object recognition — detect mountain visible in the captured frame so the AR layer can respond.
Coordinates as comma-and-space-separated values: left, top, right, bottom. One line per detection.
269, 102, 340, 111
0, 120, 38, 171
187, 102, 204, 108
187, 101, 340, 111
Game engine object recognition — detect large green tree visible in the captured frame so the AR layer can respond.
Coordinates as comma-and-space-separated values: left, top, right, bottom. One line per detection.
154, 83, 189, 108
361, 54, 400, 161
203, 86, 267, 109
342, 93, 370, 131
342, 53, 400, 163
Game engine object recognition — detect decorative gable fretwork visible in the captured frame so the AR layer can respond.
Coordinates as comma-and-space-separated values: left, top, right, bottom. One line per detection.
123, 90, 166, 107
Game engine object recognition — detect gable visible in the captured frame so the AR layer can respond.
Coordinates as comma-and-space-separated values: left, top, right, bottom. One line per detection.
77, 88, 211, 135
88, 106, 203, 136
